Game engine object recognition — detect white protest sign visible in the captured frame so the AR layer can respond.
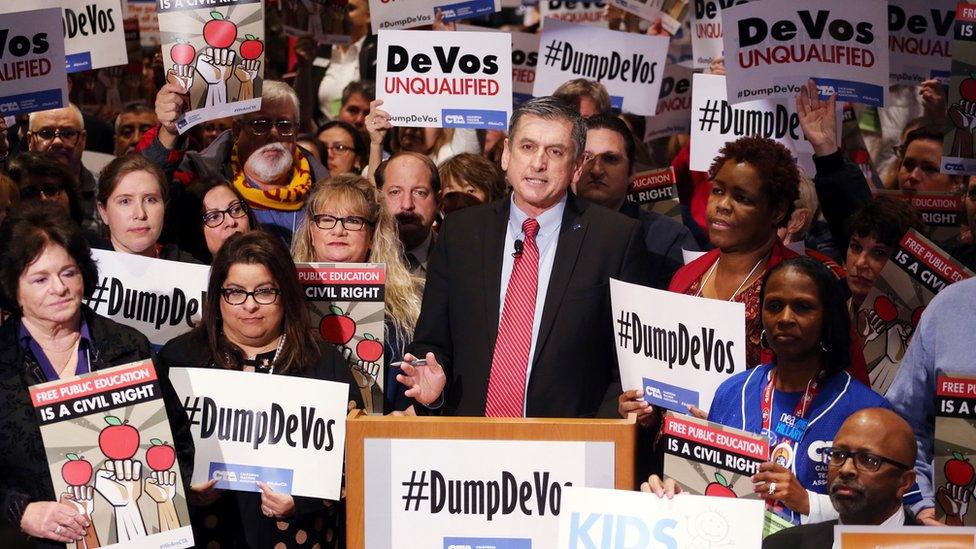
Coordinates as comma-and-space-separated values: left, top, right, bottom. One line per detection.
722, 0, 889, 107
605, 0, 663, 23
558, 487, 765, 548
534, 18, 668, 115
888, 0, 955, 85
170, 368, 349, 500
0, 9, 67, 117
367, 438, 614, 548
369, 0, 501, 32
690, 73, 836, 176
84, 250, 210, 346
512, 31, 539, 104
610, 277, 744, 413
125, 0, 160, 47
540, 0, 609, 28
690, 0, 731, 69
377, 29, 512, 129
645, 63, 693, 141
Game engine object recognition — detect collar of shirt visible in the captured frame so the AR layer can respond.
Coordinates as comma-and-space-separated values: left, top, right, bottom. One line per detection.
18, 317, 92, 350
508, 193, 567, 244
330, 34, 365, 64
19, 317, 93, 382
407, 230, 435, 267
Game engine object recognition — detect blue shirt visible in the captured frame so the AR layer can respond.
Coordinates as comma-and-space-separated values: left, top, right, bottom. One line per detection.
19, 319, 93, 382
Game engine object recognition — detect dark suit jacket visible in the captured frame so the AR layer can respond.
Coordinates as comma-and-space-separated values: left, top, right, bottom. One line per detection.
407, 192, 652, 417
762, 510, 920, 549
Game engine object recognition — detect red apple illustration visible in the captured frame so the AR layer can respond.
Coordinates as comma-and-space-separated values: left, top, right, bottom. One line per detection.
945, 452, 975, 487
240, 34, 264, 60
319, 305, 356, 345
203, 11, 238, 49
704, 471, 737, 498
356, 333, 383, 363
61, 453, 93, 486
170, 39, 196, 65
98, 415, 140, 460
146, 438, 177, 472
959, 74, 976, 102
873, 295, 898, 323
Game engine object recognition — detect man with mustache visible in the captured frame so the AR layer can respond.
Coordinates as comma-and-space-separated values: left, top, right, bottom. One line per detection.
374, 151, 440, 277
763, 408, 919, 548
114, 105, 158, 157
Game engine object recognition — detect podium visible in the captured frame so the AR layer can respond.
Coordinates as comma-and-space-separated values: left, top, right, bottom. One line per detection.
346, 411, 637, 549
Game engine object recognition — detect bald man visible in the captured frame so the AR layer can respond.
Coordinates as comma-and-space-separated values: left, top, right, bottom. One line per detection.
763, 408, 919, 548
27, 104, 97, 229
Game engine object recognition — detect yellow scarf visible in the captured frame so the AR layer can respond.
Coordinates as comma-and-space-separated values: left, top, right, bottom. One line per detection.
231, 146, 312, 211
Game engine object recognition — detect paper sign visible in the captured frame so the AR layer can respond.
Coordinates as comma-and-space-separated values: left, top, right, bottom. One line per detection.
874, 190, 964, 248
627, 167, 682, 224
125, 0, 160, 47
610, 277, 745, 413
282, 0, 349, 44
157, 0, 265, 134
934, 373, 976, 526
690, 0, 733, 69
29, 361, 194, 548
534, 18, 668, 115
558, 486, 765, 548
942, 4, 976, 176
605, 0, 664, 24
888, 0, 955, 85
539, 0, 609, 27
83, 250, 210, 347
722, 0, 889, 107
836, 525, 976, 547
369, 0, 501, 32
512, 31, 539, 105
170, 367, 350, 500
0, 8, 67, 117
644, 63, 693, 141
377, 29, 512, 129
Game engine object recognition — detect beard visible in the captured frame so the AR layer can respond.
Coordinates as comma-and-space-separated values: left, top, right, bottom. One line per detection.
243, 142, 293, 185
395, 211, 429, 249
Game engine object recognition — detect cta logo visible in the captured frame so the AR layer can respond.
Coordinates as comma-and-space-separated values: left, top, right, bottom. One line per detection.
212, 470, 238, 482
944, 163, 965, 172
444, 114, 465, 124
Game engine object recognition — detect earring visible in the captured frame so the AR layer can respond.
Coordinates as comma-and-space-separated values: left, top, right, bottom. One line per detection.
760, 330, 769, 350
821, 341, 830, 353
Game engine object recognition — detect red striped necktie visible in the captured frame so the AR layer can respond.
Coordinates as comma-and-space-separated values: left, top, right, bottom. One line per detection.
485, 217, 541, 417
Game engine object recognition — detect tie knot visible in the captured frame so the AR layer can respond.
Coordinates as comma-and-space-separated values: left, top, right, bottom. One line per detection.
522, 218, 540, 240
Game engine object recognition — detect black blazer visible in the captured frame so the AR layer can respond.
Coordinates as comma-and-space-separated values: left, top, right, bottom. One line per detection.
408, 192, 653, 417
762, 510, 920, 549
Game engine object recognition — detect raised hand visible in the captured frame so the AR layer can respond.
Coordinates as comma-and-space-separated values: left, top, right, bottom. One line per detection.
396, 352, 446, 406
196, 47, 237, 106
796, 78, 838, 157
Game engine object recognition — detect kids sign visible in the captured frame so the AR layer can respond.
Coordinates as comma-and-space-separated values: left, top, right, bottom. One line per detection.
377, 29, 512, 130
722, 0, 889, 107
0, 8, 67, 117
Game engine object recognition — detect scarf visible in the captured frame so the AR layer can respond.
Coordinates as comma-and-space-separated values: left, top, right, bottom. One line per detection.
231, 146, 312, 211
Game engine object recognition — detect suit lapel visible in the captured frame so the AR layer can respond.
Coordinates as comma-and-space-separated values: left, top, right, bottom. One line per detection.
484, 199, 510, 353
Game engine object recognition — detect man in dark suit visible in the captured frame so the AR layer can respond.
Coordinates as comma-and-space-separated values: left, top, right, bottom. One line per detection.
397, 97, 651, 418
763, 408, 919, 548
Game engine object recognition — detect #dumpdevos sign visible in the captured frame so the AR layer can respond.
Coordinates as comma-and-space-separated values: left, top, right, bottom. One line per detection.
377, 29, 512, 130
369, 0, 500, 32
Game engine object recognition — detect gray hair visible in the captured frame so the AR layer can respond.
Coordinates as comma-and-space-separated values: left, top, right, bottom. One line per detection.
28, 103, 84, 130
508, 96, 586, 159
262, 80, 300, 120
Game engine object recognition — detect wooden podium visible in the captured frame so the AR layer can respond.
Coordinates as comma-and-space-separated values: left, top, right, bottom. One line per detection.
345, 412, 637, 549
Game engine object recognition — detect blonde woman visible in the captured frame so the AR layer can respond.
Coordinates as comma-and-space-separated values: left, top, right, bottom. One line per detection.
293, 174, 423, 413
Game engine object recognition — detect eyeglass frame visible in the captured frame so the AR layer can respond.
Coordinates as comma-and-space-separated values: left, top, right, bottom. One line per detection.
242, 118, 299, 137
823, 447, 913, 472
312, 213, 376, 231
29, 127, 85, 144
219, 287, 281, 305
323, 143, 356, 154
202, 201, 250, 227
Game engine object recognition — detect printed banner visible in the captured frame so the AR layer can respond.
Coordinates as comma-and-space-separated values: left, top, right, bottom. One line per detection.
369, 0, 501, 32
281, 0, 349, 44
888, 0, 955, 85
126, 0, 160, 47
874, 190, 964, 248
836, 525, 976, 547
539, 0, 609, 27
28, 361, 194, 548
558, 486, 764, 548
942, 4, 976, 175
533, 18, 668, 115
934, 372, 976, 527
0, 8, 67, 117
377, 29, 512, 129
84, 250, 210, 347
722, 0, 889, 107
661, 411, 768, 498
370, 438, 613, 549
511, 31, 539, 105
690, 0, 733, 69
157, 0, 265, 134
296, 262, 386, 414
627, 167, 682, 224
644, 63, 693, 141
856, 230, 973, 395
170, 367, 349, 500
610, 277, 745, 413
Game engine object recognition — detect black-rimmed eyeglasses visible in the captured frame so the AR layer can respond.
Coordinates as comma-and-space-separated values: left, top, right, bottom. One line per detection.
823, 448, 912, 472
220, 287, 280, 305
244, 119, 298, 137
312, 214, 374, 231
203, 201, 249, 227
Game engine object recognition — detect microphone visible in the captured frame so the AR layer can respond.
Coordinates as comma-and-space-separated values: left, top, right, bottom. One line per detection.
512, 239, 524, 258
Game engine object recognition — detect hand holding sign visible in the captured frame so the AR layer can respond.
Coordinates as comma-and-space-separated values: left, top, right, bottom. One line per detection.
640, 474, 682, 499
796, 79, 838, 157
752, 462, 809, 515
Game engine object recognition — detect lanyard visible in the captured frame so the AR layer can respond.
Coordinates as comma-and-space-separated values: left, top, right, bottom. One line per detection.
760, 368, 822, 466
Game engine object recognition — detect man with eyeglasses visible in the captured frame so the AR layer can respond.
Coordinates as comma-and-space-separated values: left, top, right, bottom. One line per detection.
763, 408, 919, 548
114, 105, 158, 157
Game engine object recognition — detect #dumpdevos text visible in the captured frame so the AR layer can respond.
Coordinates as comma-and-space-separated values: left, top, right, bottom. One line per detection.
735, 10, 878, 69
0, 28, 54, 82
384, 44, 501, 96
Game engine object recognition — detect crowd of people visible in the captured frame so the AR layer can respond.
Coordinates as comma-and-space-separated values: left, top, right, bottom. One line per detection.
1, 1, 974, 548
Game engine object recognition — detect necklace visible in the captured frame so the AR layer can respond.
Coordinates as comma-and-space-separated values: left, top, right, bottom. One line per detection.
698, 255, 766, 301
244, 334, 286, 375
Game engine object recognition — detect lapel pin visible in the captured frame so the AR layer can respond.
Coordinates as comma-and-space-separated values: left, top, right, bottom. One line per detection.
572, 223, 582, 231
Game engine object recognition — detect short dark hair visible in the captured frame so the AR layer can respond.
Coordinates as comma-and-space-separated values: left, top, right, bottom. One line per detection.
0, 201, 98, 312
848, 196, 925, 248
180, 178, 260, 262
342, 80, 375, 104
708, 136, 800, 228
438, 152, 507, 202
760, 256, 851, 376
902, 125, 945, 152
6, 152, 85, 225
552, 78, 612, 114
317, 120, 368, 169
375, 151, 442, 194
585, 113, 636, 171
509, 96, 587, 159
97, 154, 169, 205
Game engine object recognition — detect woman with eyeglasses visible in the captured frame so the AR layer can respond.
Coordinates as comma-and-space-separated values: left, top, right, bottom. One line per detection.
292, 174, 422, 413
174, 178, 259, 263
643, 257, 893, 527
316, 120, 367, 175
157, 231, 362, 548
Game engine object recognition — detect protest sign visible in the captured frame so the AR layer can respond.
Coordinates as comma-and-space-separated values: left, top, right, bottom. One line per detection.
610, 277, 745, 413
296, 263, 386, 414
558, 486, 764, 548
157, 0, 265, 134
934, 373, 976, 526
539, 0, 609, 27
856, 230, 973, 395
28, 361, 194, 548
836, 525, 976, 547
942, 4, 976, 176
841, 102, 883, 188
627, 167, 682, 224
874, 190, 964, 248
690, 0, 737, 69
282, 0, 349, 44
126, 0, 160, 47
644, 63, 693, 141
170, 367, 349, 500
0, 9, 67, 118
661, 412, 767, 498
604, 0, 663, 25
888, 0, 955, 85
369, 0, 501, 32
371, 438, 612, 548
534, 18, 668, 115
512, 31, 539, 105
377, 29, 512, 129
84, 250, 210, 347
690, 73, 833, 176
722, 0, 889, 107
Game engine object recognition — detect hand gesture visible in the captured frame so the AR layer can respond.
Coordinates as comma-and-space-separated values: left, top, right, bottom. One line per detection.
752, 462, 809, 515
641, 474, 682, 499
395, 352, 446, 406
796, 78, 838, 157
258, 481, 295, 519
94, 459, 144, 507
920, 79, 947, 120
188, 478, 222, 507
20, 501, 89, 543
145, 470, 177, 503
617, 389, 656, 427
365, 99, 392, 146
937, 484, 972, 525
433, 8, 457, 32
60, 485, 95, 518
707, 56, 726, 76
167, 64, 195, 95
156, 82, 190, 147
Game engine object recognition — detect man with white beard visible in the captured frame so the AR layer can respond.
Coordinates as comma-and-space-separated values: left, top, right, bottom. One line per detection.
143, 80, 327, 245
